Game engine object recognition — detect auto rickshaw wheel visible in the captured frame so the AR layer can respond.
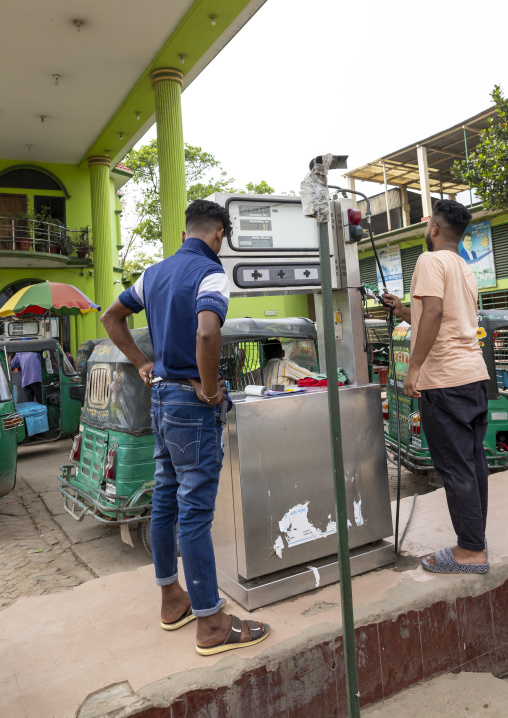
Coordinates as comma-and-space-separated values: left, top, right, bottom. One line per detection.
138, 516, 152, 556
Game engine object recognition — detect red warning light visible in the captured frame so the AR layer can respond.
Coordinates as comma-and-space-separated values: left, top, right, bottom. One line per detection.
347, 208, 362, 225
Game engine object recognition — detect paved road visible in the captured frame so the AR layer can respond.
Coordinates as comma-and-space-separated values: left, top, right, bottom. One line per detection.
0, 439, 152, 610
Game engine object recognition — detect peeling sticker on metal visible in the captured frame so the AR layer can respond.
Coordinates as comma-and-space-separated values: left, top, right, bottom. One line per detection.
277, 502, 337, 550
354, 498, 364, 526
273, 535, 284, 559
308, 565, 320, 587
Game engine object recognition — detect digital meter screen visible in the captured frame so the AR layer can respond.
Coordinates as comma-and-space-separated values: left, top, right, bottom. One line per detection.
240, 220, 272, 232
227, 199, 319, 252
239, 205, 271, 217
238, 236, 273, 248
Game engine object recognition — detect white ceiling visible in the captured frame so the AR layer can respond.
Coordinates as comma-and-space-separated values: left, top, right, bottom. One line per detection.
0, 0, 194, 164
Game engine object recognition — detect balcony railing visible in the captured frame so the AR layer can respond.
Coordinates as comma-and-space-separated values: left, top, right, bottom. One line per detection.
0, 217, 91, 257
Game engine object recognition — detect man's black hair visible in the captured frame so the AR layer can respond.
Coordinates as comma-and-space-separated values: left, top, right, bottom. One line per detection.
431, 199, 472, 239
185, 199, 232, 240
263, 339, 284, 361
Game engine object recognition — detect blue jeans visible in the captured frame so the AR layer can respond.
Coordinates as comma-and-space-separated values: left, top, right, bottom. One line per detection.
150, 382, 224, 617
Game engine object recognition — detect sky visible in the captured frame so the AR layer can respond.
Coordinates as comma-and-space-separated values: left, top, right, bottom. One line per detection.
136, 0, 508, 201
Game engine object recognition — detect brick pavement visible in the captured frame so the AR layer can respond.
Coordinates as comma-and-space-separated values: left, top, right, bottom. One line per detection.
0, 476, 95, 611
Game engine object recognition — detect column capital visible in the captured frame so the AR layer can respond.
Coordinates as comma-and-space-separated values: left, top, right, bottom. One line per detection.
150, 68, 183, 88
88, 156, 111, 168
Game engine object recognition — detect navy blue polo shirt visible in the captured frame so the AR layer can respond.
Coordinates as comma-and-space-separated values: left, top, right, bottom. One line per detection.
118, 238, 230, 381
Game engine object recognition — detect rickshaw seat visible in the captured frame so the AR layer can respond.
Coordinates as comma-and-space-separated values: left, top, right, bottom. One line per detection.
15, 402, 49, 436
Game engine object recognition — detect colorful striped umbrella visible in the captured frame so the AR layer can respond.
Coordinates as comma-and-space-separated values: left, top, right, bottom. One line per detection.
0, 282, 101, 317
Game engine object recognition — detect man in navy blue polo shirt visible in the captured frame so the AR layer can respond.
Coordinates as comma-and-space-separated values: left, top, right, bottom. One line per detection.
101, 199, 269, 656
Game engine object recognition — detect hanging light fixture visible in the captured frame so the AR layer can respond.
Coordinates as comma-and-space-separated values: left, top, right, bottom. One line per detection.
105, 150, 110, 158
73, 19, 83, 32
26, 144, 32, 152
135, 111, 141, 121
40, 115, 46, 124
52, 74, 61, 86
179, 54, 185, 65
209, 14, 217, 26
119, 132, 124, 140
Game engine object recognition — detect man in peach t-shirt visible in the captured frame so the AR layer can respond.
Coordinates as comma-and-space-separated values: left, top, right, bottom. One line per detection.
384, 199, 490, 575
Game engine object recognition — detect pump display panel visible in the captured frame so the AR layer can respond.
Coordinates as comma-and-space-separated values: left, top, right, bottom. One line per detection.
226, 198, 318, 253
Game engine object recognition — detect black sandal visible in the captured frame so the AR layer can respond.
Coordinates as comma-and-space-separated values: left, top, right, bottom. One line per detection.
196, 614, 270, 655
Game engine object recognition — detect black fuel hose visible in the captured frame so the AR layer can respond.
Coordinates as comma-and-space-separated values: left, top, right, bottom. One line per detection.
329, 186, 403, 554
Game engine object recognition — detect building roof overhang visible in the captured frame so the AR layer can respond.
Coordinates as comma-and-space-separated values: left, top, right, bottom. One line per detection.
0, 1, 266, 176
345, 107, 498, 195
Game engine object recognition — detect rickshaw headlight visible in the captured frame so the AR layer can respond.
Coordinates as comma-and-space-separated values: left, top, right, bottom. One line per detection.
70, 434, 82, 462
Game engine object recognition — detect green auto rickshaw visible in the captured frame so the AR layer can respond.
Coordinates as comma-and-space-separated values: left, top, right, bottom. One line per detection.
0, 358, 22, 497
1, 338, 85, 444
58, 318, 319, 553
383, 309, 508, 484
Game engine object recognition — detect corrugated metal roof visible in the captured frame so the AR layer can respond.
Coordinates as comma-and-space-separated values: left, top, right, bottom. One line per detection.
345, 107, 498, 194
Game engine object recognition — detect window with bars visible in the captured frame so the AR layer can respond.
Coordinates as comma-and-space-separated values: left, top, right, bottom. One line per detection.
401, 245, 423, 293
492, 223, 508, 279
87, 364, 111, 408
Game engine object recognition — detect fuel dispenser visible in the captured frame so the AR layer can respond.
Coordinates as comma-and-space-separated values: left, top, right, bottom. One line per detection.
209, 191, 394, 610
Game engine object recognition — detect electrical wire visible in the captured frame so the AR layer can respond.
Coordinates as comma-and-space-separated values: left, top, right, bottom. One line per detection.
329, 186, 403, 554
398, 493, 418, 553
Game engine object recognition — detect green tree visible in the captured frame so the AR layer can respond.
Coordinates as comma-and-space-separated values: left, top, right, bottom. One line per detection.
452, 85, 508, 211
120, 141, 276, 271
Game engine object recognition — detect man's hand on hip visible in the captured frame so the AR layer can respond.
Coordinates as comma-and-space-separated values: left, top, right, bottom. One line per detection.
404, 365, 421, 398
138, 361, 155, 388
189, 376, 227, 405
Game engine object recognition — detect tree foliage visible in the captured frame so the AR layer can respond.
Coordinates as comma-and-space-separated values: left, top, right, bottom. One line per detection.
120, 140, 276, 272
452, 85, 508, 211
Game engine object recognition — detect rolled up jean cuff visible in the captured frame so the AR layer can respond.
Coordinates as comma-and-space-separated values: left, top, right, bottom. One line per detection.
192, 597, 223, 618
155, 572, 178, 587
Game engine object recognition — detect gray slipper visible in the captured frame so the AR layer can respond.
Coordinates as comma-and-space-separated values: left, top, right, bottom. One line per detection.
422, 547, 489, 574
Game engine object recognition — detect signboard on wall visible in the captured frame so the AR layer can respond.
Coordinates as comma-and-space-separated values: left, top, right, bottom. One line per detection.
376, 245, 404, 298
459, 220, 496, 289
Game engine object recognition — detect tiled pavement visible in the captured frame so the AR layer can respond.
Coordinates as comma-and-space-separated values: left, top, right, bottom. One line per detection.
0, 475, 93, 611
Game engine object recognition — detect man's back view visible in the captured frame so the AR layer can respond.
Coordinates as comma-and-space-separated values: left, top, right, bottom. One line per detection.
101, 200, 269, 655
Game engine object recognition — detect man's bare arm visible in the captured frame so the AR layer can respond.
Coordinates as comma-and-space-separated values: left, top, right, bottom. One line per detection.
189, 310, 225, 405
404, 295, 443, 398
100, 299, 154, 385
382, 293, 411, 324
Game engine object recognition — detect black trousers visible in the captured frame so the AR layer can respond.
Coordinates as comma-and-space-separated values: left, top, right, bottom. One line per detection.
23, 382, 43, 404
419, 380, 489, 552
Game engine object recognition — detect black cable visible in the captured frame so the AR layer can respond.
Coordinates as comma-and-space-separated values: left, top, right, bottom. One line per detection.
329, 185, 403, 554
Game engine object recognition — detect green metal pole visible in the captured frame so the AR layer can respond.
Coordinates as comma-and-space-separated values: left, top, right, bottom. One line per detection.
318, 221, 360, 718
463, 128, 474, 208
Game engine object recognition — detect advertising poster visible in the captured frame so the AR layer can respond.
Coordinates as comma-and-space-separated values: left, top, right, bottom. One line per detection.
376, 245, 404, 298
459, 220, 496, 288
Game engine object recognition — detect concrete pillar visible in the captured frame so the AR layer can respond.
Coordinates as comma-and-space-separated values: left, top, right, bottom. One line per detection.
347, 177, 357, 208
416, 145, 432, 219
399, 186, 411, 228
151, 68, 187, 258
88, 156, 114, 337
382, 161, 392, 232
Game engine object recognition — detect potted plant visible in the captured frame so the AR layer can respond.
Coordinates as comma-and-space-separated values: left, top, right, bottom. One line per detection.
72, 227, 92, 259
6, 210, 31, 251
55, 225, 74, 256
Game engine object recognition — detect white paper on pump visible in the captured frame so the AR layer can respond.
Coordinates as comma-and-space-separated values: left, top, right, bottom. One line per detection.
244, 385, 268, 396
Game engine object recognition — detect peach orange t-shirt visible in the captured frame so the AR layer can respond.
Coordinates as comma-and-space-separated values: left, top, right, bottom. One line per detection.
410, 250, 489, 390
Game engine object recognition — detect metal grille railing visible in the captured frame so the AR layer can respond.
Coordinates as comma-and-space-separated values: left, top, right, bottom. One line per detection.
493, 328, 508, 370
220, 339, 319, 391
0, 217, 89, 255
87, 365, 111, 408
